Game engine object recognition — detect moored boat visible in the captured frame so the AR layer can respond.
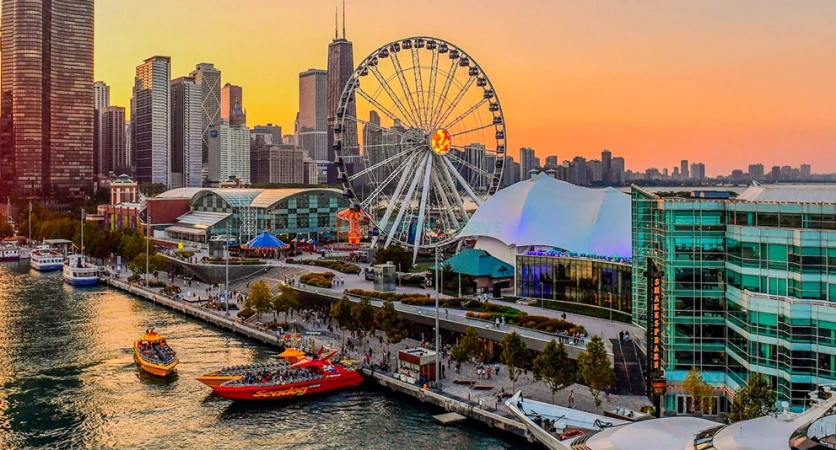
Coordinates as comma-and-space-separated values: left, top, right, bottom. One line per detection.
197, 360, 291, 388
211, 353, 362, 401
0, 242, 20, 261
133, 328, 179, 377
30, 245, 64, 272
63, 254, 99, 286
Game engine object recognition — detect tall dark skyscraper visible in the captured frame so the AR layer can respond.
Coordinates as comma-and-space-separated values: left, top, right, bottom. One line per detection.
0, 0, 95, 198
190, 63, 221, 165
326, 3, 357, 183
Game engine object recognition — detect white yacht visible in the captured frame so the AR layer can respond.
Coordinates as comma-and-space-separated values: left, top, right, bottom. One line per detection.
30, 245, 64, 272
63, 254, 99, 286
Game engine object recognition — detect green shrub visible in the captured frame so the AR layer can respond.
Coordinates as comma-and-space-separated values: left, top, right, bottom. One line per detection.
497, 296, 632, 324
175, 250, 195, 258
127, 274, 140, 282
237, 307, 255, 319
148, 281, 166, 288
295, 259, 361, 274
345, 289, 429, 302
401, 296, 525, 316
300, 272, 333, 288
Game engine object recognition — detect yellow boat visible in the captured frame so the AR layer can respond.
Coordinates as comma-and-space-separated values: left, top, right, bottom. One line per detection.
134, 328, 179, 377
196, 349, 306, 388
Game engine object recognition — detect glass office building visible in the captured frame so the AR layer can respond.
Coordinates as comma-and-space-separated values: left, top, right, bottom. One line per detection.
517, 251, 632, 316
632, 185, 836, 411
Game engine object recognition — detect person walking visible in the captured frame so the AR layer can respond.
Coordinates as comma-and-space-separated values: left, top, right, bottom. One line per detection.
568, 390, 575, 408
486, 365, 492, 380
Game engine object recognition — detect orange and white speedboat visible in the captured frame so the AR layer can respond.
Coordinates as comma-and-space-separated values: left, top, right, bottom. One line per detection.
134, 328, 179, 377
197, 348, 307, 388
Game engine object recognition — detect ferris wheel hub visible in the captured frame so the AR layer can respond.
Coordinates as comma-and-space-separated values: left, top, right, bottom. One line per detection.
430, 128, 451, 156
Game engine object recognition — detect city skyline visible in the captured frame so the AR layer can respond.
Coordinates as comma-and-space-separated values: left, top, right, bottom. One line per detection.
94, 1, 836, 176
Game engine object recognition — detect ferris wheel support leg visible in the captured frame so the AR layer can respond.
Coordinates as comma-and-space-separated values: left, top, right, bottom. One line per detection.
412, 155, 434, 264
372, 153, 418, 248
440, 158, 470, 222
443, 156, 483, 208
385, 153, 428, 249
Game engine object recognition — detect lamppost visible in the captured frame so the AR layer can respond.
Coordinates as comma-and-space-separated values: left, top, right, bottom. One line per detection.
434, 247, 440, 389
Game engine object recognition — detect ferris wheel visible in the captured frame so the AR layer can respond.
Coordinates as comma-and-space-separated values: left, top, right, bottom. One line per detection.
333, 36, 507, 262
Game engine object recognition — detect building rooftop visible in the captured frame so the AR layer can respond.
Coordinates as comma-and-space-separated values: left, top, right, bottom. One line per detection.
431, 248, 514, 278
736, 184, 836, 204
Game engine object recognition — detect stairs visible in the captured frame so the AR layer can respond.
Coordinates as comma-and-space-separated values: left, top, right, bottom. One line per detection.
609, 339, 647, 396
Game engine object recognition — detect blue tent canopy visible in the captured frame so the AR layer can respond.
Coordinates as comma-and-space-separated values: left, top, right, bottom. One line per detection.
245, 231, 286, 249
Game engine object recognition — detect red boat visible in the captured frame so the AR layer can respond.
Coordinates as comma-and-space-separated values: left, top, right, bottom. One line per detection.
212, 350, 363, 401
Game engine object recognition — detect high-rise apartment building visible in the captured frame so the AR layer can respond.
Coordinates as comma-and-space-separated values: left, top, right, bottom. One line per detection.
572, 156, 588, 186
611, 157, 625, 184
207, 120, 250, 185
801, 164, 812, 180
680, 160, 690, 179
463, 143, 487, 190
298, 69, 329, 162
690, 162, 705, 181
544, 155, 558, 169
749, 163, 765, 181
94, 81, 110, 111
771, 165, 781, 181
190, 63, 221, 164
781, 165, 792, 181
170, 77, 203, 188
100, 106, 126, 176
0, 0, 95, 198
221, 83, 246, 126
125, 122, 132, 172
250, 138, 305, 184
132, 56, 172, 185
588, 160, 603, 183
326, 6, 357, 184
519, 147, 536, 180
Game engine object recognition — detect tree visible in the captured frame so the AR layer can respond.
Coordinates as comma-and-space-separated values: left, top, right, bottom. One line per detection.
729, 373, 776, 421
0, 216, 13, 237
533, 339, 575, 404
452, 327, 482, 384
373, 245, 413, 273
150, 254, 168, 278
331, 296, 356, 342
272, 284, 299, 322
128, 252, 149, 276
683, 368, 715, 415
577, 335, 615, 411
351, 296, 376, 335
246, 280, 273, 321
375, 300, 407, 352
501, 331, 528, 393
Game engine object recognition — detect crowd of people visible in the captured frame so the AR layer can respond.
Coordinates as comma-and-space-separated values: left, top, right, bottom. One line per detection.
233, 367, 321, 387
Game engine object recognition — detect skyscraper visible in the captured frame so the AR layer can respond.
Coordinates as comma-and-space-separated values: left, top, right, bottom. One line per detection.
132, 56, 171, 185
170, 77, 203, 188
101, 106, 126, 176
0, 0, 95, 198
207, 120, 250, 185
611, 157, 625, 184
190, 63, 221, 164
749, 163, 765, 181
463, 143, 486, 190
251, 124, 283, 146
544, 155, 558, 169
681, 160, 690, 179
94, 81, 110, 111
326, 3, 357, 183
690, 162, 706, 181
519, 147, 536, 180
221, 83, 246, 126
801, 164, 812, 180
298, 69, 328, 162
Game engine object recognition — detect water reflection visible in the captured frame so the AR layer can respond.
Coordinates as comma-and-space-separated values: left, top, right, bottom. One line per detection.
0, 262, 532, 449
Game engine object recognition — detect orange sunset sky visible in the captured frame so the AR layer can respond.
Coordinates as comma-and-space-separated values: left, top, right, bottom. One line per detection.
95, 0, 836, 176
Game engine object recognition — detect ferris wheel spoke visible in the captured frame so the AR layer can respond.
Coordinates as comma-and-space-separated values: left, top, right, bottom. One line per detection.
442, 155, 484, 208
426, 49, 440, 131
445, 152, 494, 180
372, 152, 420, 245
362, 157, 413, 212
366, 66, 419, 127
412, 155, 434, 262
449, 122, 494, 138
435, 76, 476, 128
429, 59, 458, 129
389, 50, 423, 130
349, 144, 421, 182
410, 47, 427, 130
355, 87, 411, 129
442, 98, 488, 131
342, 112, 410, 139
385, 153, 428, 248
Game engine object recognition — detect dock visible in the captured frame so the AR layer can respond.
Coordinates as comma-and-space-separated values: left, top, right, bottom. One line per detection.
434, 412, 466, 425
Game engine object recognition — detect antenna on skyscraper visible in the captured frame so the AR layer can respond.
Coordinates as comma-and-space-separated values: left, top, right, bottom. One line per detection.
342, 0, 346, 39
334, 7, 338, 40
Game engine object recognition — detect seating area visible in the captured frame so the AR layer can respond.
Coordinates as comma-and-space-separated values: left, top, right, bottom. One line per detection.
217, 361, 289, 376
138, 342, 177, 366
224, 367, 323, 387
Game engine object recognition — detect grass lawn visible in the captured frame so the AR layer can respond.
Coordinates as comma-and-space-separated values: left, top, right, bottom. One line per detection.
409, 262, 433, 273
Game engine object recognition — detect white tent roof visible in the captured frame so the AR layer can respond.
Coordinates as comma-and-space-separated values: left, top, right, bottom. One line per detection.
736, 184, 836, 204
461, 173, 631, 258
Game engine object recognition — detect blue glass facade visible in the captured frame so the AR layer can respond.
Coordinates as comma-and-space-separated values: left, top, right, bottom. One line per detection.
632, 186, 836, 410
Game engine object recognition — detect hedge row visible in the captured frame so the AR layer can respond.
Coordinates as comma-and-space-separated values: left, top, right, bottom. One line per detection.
300, 272, 335, 288
286, 258, 361, 274
497, 296, 632, 324
465, 312, 587, 335
345, 289, 429, 302
402, 296, 525, 316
